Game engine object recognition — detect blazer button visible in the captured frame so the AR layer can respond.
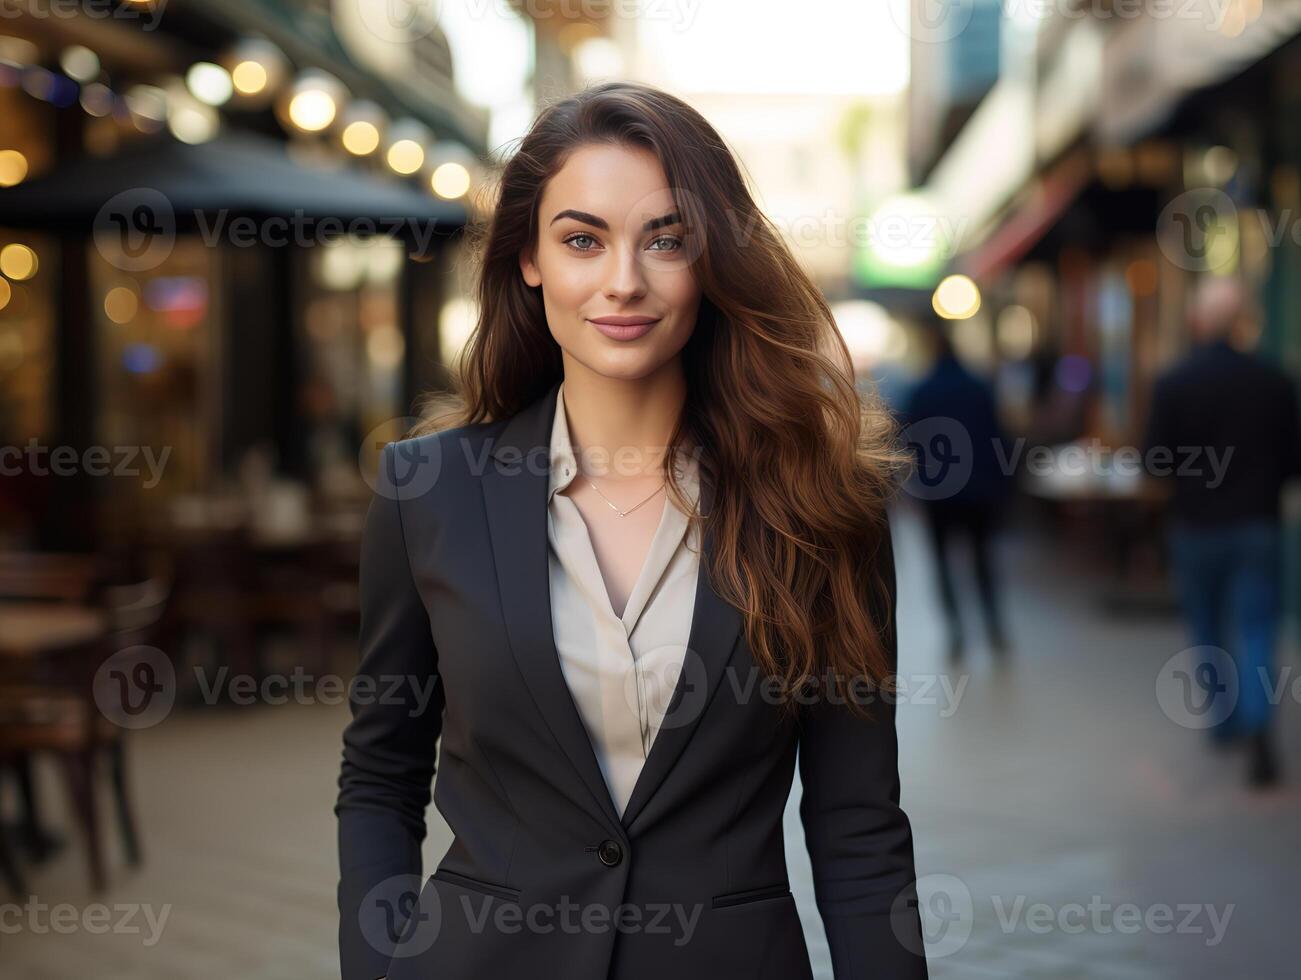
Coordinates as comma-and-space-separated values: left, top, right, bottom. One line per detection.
597, 839, 623, 867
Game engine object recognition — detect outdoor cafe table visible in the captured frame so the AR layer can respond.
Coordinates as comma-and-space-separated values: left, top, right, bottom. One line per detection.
0, 603, 107, 664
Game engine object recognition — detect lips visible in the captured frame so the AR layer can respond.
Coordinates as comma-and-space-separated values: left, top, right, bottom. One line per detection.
588, 316, 660, 326
587, 315, 661, 341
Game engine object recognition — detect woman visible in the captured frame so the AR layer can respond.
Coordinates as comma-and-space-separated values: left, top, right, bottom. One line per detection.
337, 81, 928, 980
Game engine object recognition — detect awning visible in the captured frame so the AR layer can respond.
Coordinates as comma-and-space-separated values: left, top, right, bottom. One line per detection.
0, 130, 467, 238
177, 0, 488, 155
1098, 3, 1301, 145
955, 151, 1092, 283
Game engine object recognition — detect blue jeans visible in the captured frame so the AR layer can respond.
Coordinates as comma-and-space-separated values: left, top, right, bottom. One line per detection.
1167, 518, 1282, 738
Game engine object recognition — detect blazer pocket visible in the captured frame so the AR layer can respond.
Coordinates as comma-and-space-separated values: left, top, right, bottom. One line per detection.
430, 867, 522, 903
711, 883, 792, 909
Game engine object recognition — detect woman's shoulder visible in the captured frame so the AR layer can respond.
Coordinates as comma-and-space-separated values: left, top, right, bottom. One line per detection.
380, 418, 507, 506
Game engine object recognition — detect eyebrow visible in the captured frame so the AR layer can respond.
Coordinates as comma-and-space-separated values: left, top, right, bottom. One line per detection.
549, 209, 681, 232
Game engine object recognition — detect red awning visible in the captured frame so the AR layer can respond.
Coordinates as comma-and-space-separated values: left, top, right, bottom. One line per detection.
956, 153, 1092, 283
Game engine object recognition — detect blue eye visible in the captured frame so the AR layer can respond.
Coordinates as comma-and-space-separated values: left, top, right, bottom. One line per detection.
563, 233, 598, 251
648, 236, 683, 252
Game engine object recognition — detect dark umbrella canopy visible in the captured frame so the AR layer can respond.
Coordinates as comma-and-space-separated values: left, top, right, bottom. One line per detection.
0, 130, 468, 240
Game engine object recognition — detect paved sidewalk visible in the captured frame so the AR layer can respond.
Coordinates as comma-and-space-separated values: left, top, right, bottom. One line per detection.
782, 503, 1299, 979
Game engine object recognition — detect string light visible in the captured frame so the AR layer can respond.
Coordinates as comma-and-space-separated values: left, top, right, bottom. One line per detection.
125, 84, 168, 133
340, 101, 385, 156
79, 82, 114, 117
0, 149, 28, 187
281, 69, 344, 133
387, 139, 424, 175
427, 142, 477, 200
431, 162, 471, 199
0, 38, 475, 205
104, 286, 139, 324
232, 60, 267, 96
59, 46, 100, 83
932, 274, 981, 320
0, 244, 38, 282
186, 62, 233, 107
385, 119, 430, 176
223, 37, 287, 104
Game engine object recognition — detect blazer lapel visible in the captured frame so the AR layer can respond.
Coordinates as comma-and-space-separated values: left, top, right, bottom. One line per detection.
618, 470, 742, 833
480, 379, 742, 837
481, 380, 622, 830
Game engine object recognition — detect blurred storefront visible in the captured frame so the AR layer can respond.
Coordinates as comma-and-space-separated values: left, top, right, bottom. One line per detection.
903, 0, 1301, 611
909, 0, 1301, 429
0, 1, 490, 552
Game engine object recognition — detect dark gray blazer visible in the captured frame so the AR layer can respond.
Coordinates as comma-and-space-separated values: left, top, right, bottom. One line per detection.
336, 380, 928, 980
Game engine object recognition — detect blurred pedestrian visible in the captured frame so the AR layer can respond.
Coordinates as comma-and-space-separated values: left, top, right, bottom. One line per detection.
902, 320, 1013, 662
1142, 276, 1301, 789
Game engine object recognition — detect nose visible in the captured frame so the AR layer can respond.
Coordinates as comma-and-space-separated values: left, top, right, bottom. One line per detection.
602, 242, 648, 302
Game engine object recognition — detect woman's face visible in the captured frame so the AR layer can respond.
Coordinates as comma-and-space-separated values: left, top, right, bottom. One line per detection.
520, 142, 702, 382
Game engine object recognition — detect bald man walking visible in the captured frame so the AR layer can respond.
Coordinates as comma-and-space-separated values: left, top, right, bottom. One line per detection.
1143, 277, 1301, 788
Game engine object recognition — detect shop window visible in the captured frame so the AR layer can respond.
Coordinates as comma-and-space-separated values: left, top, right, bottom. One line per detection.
300, 234, 405, 494
89, 235, 216, 500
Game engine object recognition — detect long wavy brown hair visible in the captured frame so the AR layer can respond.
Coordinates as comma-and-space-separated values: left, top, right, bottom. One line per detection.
411, 81, 909, 721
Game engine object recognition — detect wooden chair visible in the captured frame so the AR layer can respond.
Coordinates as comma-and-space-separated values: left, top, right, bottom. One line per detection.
246, 537, 333, 678
0, 554, 172, 892
0, 550, 103, 885
164, 528, 260, 687
0, 797, 23, 896
0, 551, 101, 602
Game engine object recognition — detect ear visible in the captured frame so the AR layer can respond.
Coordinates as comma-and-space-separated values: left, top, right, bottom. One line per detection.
519, 245, 542, 288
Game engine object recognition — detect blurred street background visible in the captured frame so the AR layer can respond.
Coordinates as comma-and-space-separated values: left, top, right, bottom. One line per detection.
1, 1, 1299, 977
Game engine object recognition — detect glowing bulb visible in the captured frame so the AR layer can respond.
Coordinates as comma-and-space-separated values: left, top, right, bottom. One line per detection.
430, 162, 471, 199
59, 45, 100, 83
223, 38, 288, 106
289, 89, 336, 132
0, 149, 28, 187
342, 120, 380, 155
387, 139, 424, 175
932, 274, 981, 320
104, 286, 139, 324
186, 62, 233, 106
0, 244, 38, 282
79, 83, 113, 117
232, 60, 267, 95
169, 102, 218, 144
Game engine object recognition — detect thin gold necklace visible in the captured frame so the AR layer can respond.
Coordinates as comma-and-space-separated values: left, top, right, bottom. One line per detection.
582, 467, 665, 518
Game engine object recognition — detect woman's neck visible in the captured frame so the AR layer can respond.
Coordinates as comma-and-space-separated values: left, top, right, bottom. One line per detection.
559, 364, 687, 481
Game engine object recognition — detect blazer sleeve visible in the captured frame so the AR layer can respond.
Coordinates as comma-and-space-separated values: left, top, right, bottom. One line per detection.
336, 442, 446, 980
797, 518, 930, 978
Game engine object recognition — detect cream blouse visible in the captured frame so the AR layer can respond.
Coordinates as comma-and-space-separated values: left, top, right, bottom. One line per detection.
545, 383, 702, 819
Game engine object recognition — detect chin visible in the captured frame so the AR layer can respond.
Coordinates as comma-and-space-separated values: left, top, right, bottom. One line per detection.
579, 350, 669, 383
